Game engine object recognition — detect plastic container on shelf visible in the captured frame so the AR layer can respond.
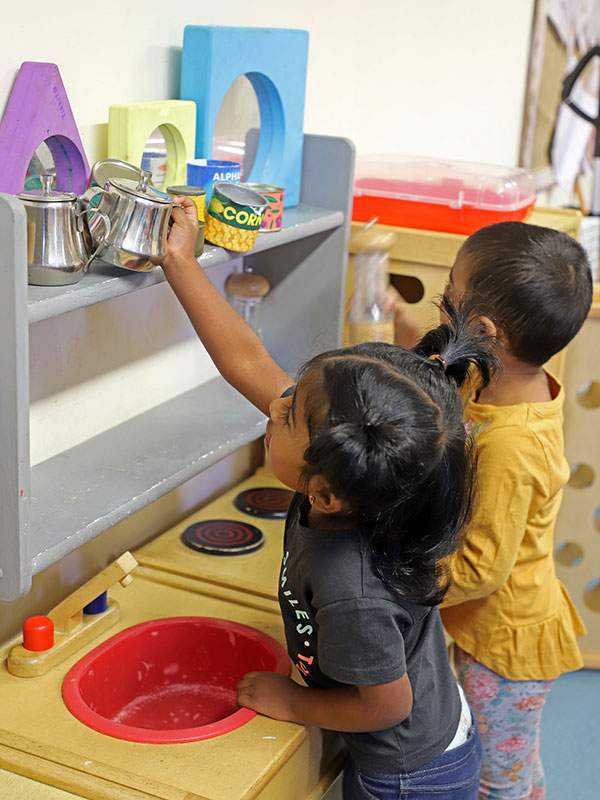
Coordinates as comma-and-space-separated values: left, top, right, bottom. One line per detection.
352, 156, 536, 235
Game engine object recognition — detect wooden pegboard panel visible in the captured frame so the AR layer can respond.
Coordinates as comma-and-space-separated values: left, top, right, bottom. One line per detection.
556, 295, 600, 668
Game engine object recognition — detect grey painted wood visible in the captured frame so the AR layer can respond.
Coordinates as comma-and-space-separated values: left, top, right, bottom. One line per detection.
2, 135, 354, 599
251, 135, 355, 369
28, 205, 343, 324
0, 194, 31, 599
30, 377, 265, 574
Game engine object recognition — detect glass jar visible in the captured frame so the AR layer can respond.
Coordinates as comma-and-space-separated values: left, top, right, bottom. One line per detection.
348, 229, 396, 345
225, 269, 270, 337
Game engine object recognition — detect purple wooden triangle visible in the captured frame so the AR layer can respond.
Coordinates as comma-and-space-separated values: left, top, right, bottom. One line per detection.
0, 62, 90, 195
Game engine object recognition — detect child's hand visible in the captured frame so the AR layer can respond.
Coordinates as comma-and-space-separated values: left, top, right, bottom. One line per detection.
237, 671, 301, 722
161, 197, 198, 270
385, 287, 420, 348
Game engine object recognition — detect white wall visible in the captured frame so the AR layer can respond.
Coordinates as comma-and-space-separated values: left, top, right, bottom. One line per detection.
0, 0, 535, 632
1, 0, 534, 167
3, 0, 537, 464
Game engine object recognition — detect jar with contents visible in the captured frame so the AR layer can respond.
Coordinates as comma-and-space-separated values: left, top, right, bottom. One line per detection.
225, 269, 271, 338
348, 229, 396, 345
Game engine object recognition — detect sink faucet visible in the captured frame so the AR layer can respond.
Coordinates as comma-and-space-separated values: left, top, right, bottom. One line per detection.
49, 551, 138, 634
7, 551, 138, 678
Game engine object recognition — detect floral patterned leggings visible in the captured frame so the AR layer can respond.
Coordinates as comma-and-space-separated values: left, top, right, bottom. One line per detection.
454, 647, 554, 800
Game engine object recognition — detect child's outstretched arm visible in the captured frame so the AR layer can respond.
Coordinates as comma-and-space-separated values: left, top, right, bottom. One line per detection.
161, 200, 293, 416
237, 671, 413, 732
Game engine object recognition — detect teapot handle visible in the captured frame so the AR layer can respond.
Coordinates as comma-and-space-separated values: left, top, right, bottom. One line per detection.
77, 206, 112, 269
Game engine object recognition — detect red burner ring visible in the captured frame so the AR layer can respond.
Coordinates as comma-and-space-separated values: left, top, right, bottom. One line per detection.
182, 519, 264, 555
233, 488, 294, 520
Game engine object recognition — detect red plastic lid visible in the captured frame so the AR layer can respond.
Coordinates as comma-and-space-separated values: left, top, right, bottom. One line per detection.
354, 155, 536, 212
23, 615, 54, 652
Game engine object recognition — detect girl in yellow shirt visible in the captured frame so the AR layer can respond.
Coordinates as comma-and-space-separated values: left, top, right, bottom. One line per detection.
424, 221, 592, 799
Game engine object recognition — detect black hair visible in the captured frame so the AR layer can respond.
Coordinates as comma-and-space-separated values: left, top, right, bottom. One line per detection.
458, 221, 592, 365
296, 297, 498, 606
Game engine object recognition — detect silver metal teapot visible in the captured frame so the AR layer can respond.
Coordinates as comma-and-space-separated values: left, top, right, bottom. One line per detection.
19, 174, 110, 287
83, 169, 173, 272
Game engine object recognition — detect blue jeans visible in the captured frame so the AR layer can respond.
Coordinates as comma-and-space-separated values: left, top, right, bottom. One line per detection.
342, 724, 481, 800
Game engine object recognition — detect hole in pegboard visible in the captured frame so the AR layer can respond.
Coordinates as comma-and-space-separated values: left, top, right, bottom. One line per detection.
389, 274, 425, 304
576, 381, 600, 409
555, 541, 584, 567
584, 578, 600, 613
568, 463, 595, 489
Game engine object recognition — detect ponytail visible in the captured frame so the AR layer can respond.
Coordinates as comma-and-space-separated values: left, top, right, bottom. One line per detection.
413, 295, 499, 390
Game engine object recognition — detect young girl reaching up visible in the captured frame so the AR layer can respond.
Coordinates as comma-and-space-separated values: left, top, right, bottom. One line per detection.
161, 201, 496, 800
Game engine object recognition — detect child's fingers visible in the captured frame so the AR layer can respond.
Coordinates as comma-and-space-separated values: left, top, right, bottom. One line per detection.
172, 196, 198, 222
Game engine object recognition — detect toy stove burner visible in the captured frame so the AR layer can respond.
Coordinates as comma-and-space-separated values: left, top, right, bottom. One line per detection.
182, 519, 265, 555
233, 487, 294, 520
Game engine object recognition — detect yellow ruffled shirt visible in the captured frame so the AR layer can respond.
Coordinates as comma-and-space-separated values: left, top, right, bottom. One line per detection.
441, 375, 586, 681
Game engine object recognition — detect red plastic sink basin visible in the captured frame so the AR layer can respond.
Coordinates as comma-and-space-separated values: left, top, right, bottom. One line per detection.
62, 617, 290, 743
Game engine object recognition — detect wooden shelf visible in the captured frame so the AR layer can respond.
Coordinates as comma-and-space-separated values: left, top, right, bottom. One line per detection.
27, 205, 344, 324
29, 377, 265, 575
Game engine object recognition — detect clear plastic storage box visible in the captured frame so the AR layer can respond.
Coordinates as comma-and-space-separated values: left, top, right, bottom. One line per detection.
353, 156, 536, 234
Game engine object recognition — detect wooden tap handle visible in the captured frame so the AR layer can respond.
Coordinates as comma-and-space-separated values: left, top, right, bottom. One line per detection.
48, 552, 138, 634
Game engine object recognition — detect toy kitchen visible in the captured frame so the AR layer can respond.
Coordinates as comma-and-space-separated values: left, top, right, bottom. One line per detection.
0, 22, 353, 800
1, 12, 598, 800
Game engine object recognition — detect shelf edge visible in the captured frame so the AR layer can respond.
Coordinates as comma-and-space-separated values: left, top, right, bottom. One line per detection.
30, 418, 266, 575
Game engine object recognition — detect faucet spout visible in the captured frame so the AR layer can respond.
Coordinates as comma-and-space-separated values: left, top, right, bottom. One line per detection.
49, 552, 138, 634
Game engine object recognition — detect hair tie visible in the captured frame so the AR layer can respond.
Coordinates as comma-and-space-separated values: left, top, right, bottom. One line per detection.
428, 354, 448, 370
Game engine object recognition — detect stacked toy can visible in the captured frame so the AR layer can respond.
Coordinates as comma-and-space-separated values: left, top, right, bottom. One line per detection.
242, 184, 284, 232
167, 185, 206, 257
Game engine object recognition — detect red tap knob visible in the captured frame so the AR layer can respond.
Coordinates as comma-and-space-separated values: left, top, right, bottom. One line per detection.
23, 615, 54, 652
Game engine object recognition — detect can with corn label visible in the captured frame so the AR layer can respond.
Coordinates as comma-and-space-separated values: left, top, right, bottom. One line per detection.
205, 183, 267, 252
242, 183, 284, 232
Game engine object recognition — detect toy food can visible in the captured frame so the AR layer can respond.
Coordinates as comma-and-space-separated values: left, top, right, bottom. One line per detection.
166, 185, 206, 257
166, 185, 206, 222
205, 183, 267, 253
141, 150, 167, 187
242, 183, 284, 232
186, 159, 241, 201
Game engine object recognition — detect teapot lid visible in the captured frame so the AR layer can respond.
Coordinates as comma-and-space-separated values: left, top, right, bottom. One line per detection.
18, 173, 76, 203
109, 170, 171, 204
92, 158, 148, 188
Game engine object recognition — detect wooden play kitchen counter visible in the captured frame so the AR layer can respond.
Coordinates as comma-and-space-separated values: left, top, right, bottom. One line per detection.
0, 571, 342, 800
134, 468, 286, 612
0, 769, 81, 799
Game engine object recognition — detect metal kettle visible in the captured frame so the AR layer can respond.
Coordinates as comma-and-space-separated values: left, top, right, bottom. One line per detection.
18, 175, 110, 287
83, 169, 174, 272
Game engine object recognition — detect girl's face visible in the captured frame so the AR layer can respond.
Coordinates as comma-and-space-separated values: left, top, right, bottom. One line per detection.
264, 381, 311, 492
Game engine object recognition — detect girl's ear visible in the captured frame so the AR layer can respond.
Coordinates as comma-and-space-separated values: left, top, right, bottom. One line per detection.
307, 475, 347, 515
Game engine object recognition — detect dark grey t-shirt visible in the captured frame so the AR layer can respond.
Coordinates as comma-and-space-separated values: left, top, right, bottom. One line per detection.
279, 495, 461, 774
